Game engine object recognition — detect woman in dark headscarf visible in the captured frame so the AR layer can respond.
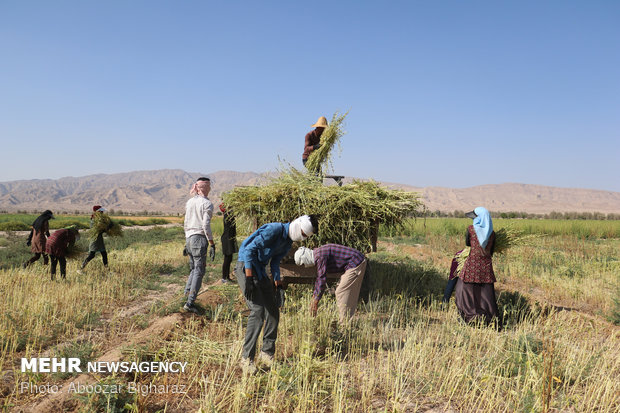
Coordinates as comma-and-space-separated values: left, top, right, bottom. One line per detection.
454, 207, 500, 327
219, 204, 238, 283
23, 210, 54, 268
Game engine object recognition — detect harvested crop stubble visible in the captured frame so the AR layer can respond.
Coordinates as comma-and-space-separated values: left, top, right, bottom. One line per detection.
455, 227, 541, 275
305, 111, 348, 174
223, 167, 422, 252
88, 212, 123, 241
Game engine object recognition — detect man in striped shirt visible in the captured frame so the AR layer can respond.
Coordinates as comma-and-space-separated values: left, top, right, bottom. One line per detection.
294, 243, 367, 322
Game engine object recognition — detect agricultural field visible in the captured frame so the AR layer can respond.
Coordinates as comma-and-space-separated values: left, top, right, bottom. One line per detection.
0, 217, 618, 412
0, 213, 181, 232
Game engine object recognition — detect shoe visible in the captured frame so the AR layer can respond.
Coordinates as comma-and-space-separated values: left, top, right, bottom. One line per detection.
182, 303, 199, 314
221, 278, 229, 284
239, 358, 256, 374
258, 351, 274, 368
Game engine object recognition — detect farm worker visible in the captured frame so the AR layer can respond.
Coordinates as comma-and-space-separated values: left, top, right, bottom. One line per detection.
454, 207, 500, 327
80, 205, 110, 271
219, 204, 238, 284
182, 177, 216, 314
294, 244, 368, 322
236, 214, 319, 372
302, 116, 328, 170
23, 209, 54, 268
45, 227, 80, 280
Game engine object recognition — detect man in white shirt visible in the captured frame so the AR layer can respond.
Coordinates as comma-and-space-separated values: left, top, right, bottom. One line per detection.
183, 177, 215, 313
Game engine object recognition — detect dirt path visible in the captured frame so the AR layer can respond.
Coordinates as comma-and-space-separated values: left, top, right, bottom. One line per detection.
13, 277, 199, 413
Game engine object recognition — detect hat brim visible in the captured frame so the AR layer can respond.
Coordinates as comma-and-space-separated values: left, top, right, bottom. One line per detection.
465, 211, 477, 219
311, 123, 328, 128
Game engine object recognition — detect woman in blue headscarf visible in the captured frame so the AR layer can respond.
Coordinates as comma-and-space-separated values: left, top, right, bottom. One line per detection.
454, 207, 500, 326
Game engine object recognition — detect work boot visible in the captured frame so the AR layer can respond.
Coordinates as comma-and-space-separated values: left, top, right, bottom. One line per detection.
239, 358, 256, 374
182, 303, 199, 314
258, 352, 274, 368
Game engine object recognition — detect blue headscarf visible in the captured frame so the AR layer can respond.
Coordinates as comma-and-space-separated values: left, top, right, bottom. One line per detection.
472, 207, 493, 248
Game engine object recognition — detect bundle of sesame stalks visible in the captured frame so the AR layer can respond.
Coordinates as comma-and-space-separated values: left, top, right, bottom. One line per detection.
455, 226, 540, 275
305, 111, 348, 174
88, 212, 123, 240
65, 242, 86, 259
223, 167, 422, 252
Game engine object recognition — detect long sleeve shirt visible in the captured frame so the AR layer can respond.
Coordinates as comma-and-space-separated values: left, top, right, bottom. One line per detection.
313, 244, 365, 300
184, 195, 214, 240
302, 129, 322, 160
237, 223, 291, 282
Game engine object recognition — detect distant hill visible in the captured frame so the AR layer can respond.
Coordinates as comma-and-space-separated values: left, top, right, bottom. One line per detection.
1, 169, 619, 215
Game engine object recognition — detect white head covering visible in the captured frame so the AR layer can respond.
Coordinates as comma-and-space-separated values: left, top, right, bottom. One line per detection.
288, 215, 314, 242
294, 247, 315, 266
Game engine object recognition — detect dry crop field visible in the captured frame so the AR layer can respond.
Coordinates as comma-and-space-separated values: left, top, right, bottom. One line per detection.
0, 217, 618, 412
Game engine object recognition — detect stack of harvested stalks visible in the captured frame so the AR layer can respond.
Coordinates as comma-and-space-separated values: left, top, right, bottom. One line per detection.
455, 227, 540, 275
305, 111, 348, 174
65, 243, 86, 259
223, 167, 422, 252
88, 212, 123, 241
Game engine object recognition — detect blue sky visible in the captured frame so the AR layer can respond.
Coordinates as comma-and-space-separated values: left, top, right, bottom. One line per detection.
1, 1, 619, 191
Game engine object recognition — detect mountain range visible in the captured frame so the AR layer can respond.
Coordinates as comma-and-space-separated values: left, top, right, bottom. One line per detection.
1, 169, 619, 215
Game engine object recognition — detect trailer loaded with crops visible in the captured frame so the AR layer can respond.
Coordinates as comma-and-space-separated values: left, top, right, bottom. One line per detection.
222, 112, 423, 285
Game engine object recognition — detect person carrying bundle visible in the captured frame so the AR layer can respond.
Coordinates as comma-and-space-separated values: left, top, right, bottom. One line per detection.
453, 207, 500, 327
236, 214, 318, 373
23, 209, 54, 268
45, 227, 80, 280
80, 205, 111, 271
294, 243, 368, 322
302, 116, 327, 172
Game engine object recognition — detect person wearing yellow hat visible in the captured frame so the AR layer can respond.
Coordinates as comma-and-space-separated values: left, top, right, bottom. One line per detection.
302, 116, 328, 170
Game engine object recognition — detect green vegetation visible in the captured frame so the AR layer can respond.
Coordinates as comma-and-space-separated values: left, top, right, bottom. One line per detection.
224, 168, 422, 252
0, 213, 173, 231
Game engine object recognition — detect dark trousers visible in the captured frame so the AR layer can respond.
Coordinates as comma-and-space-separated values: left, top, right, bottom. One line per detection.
24, 253, 48, 267
235, 262, 279, 360
50, 255, 66, 280
82, 250, 108, 268
222, 254, 233, 280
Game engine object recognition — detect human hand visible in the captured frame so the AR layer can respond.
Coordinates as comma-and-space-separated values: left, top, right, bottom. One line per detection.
244, 277, 255, 301
310, 298, 319, 317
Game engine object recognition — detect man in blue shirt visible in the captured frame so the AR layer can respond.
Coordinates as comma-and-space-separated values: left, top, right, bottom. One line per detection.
235, 214, 318, 372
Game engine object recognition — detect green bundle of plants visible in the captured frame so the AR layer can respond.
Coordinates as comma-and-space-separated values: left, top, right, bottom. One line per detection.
222, 167, 422, 252
455, 227, 540, 275
88, 212, 123, 241
305, 111, 348, 174
65, 242, 86, 259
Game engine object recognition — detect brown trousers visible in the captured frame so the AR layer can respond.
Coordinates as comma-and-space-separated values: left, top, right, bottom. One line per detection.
335, 259, 367, 321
